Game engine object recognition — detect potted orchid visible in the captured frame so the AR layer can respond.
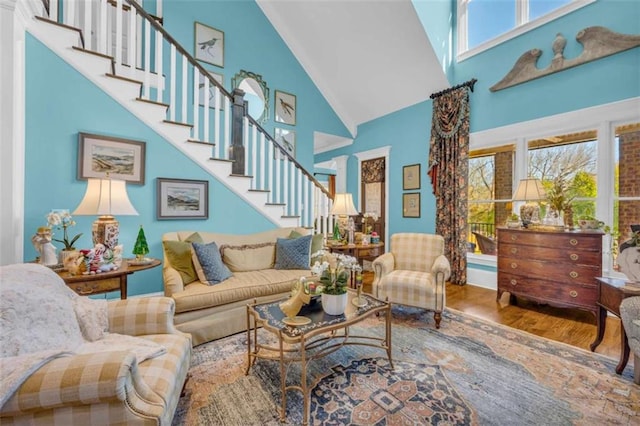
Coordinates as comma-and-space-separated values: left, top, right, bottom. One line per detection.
311, 250, 361, 315
47, 210, 83, 263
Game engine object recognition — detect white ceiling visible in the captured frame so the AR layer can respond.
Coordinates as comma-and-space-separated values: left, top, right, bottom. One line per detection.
256, 0, 450, 146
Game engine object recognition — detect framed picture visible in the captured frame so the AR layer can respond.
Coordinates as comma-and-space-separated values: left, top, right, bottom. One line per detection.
274, 128, 296, 160
274, 90, 296, 125
403, 192, 421, 218
156, 178, 209, 220
198, 71, 224, 109
77, 132, 146, 184
194, 22, 224, 68
403, 163, 421, 190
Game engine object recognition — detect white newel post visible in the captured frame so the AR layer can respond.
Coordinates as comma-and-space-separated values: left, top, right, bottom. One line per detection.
0, 0, 41, 265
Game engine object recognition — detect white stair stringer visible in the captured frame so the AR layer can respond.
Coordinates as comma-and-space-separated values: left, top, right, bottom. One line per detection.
27, 17, 299, 228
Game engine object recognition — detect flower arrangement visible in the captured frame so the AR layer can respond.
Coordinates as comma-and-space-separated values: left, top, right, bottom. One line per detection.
311, 250, 361, 295
46, 210, 82, 250
362, 212, 378, 235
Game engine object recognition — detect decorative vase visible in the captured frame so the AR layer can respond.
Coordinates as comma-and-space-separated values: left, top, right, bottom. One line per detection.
321, 292, 348, 315
59, 248, 78, 264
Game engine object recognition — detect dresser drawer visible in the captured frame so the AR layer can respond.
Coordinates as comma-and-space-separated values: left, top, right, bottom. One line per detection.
66, 277, 120, 296
498, 273, 598, 309
498, 229, 602, 251
499, 243, 602, 265
497, 257, 599, 287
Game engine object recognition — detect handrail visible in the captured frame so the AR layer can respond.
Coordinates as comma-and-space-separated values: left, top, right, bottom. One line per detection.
124, 0, 332, 201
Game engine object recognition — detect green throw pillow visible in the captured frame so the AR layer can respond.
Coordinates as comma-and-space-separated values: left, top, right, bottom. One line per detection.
288, 230, 323, 266
162, 232, 203, 284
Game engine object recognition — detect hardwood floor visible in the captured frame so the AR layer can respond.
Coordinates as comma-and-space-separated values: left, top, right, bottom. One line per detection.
362, 272, 625, 361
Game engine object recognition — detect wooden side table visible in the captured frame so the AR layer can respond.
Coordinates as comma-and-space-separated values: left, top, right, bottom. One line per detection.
56, 258, 161, 299
590, 276, 640, 374
327, 242, 384, 268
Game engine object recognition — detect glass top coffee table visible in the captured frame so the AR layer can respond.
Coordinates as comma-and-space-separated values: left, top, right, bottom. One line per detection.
245, 289, 393, 425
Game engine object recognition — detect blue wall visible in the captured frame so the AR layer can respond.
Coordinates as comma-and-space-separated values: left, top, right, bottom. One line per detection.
317, 0, 640, 241
23, 0, 350, 297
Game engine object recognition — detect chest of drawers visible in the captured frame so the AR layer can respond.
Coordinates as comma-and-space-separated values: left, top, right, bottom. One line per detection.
496, 228, 603, 314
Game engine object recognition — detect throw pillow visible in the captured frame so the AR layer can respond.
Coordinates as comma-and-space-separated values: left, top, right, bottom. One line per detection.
274, 235, 312, 270
219, 243, 275, 272
162, 232, 203, 284
192, 241, 233, 285
288, 230, 324, 266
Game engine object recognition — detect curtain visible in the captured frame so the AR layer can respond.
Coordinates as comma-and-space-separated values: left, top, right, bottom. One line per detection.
427, 87, 470, 285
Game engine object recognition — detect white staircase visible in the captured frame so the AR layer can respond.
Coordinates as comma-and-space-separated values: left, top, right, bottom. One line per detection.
26, 1, 334, 231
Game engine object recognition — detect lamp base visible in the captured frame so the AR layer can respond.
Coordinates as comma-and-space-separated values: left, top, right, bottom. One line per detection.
92, 215, 120, 249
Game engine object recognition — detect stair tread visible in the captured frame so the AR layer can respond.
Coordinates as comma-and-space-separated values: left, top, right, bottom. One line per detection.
229, 174, 254, 179
248, 189, 270, 193
163, 119, 193, 128
282, 215, 301, 218
36, 17, 84, 48
137, 97, 170, 108
72, 46, 113, 62
187, 139, 215, 146
209, 157, 234, 163
107, 73, 143, 86
266, 203, 286, 206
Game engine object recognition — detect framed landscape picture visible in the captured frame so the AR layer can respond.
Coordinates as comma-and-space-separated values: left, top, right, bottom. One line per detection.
194, 22, 224, 68
403, 192, 420, 218
77, 132, 146, 184
156, 178, 209, 220
274, 90, 296, 125
403, 163, 421, 190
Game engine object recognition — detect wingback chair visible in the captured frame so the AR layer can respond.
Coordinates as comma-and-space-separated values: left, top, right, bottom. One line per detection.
620, 296, 640, 384
372, 233, 451, 328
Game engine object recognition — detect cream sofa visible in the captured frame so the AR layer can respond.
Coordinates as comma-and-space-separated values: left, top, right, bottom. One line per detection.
0, 264, 191, 425
162, 227, 315, 345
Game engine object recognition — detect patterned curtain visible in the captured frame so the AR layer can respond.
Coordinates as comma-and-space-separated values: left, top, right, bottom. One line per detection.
427, 87, 470, 285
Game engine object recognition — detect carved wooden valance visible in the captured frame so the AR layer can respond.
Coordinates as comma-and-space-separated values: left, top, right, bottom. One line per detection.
362, 158, 385, 183
490, 26, 640, 92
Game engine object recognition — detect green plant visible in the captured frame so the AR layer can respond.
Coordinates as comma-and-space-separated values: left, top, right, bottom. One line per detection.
509, 213, 519, 221
311, 250, 361, 295
578, 214, 596, 221
546, 176, 574, 213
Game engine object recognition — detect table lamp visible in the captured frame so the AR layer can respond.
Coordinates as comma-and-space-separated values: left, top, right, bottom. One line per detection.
331, 193, 359, 243
73, 176, 139, 248
513, 178, 546, 228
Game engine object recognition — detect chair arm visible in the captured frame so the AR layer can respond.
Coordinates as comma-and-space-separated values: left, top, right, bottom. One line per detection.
431, 254, 451, 282
621, 297, 640, 351
1, 351, 164, 418
108, 297, 186, 340
372, 253, 395, 287
163, 266, 185, 296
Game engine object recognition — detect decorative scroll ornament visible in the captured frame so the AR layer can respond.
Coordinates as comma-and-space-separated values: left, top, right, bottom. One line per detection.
490, 26, 640, 92
362, 158, 385, 183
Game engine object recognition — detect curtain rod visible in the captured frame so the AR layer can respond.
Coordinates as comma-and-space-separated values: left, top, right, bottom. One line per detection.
430, 78, 477, 99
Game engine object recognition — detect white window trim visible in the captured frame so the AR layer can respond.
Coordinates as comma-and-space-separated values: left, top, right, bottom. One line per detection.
457, 0, 597, 63
467, 97, 640, 288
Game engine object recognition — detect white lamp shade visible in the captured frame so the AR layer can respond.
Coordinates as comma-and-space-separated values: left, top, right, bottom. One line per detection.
331, 193, 359, 216
73, 178, 139, 216
513, 178, 546, 201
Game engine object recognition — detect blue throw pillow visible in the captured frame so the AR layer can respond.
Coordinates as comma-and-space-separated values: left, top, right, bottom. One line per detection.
192, 241, 233, 285
274, 235, 312, 270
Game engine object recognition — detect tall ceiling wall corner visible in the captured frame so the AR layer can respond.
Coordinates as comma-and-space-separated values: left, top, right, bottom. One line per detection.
332, 155, 349, 193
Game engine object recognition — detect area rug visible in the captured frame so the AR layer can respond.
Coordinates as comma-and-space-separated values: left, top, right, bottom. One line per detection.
172, 308, 639, 425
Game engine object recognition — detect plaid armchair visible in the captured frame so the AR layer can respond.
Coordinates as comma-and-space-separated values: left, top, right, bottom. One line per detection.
620, 296, 640, 384
372, 233, 451, 328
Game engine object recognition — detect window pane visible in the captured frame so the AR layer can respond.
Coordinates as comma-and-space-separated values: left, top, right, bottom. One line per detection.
529, 0, 572, 20
468, 0, 515, 49
615, 123, 640, 248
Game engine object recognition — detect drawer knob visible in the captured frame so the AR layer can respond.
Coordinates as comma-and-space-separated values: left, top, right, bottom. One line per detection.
569, 271, 579, 279
510, 235, 518, 241
510, 262, 518, 269
569, 238, 578, 246
510, 279, 517, 286
570, 253, 579, 261
510, 248, 518, 254
570, 290, 578, 298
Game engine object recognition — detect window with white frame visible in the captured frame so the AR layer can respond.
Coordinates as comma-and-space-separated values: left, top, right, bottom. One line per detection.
467, 100, 640, 276
457, 0, 596, 60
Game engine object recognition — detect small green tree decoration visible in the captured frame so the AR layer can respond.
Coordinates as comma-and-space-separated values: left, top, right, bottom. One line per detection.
132, 225, 149, 260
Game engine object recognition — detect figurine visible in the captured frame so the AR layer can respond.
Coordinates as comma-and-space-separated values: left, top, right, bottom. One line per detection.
279, 279, 311, 319
32, 227, 58, 266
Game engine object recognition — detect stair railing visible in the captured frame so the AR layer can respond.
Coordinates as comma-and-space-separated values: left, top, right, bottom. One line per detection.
43, 0, 335, 236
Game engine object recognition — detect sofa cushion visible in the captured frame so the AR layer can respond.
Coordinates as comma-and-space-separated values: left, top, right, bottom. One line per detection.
192, 241, 233, 285
173, 269, 308, 313
275, 235, 312, 270
289, 231, 324, 266
219, 242, 275, 272
162, 233, 203, 284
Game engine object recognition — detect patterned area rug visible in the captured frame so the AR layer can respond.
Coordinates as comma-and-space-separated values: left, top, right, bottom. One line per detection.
172, 307, 639, 425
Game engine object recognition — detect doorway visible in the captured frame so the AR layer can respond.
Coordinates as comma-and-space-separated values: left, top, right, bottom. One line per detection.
360, 157, 386, 240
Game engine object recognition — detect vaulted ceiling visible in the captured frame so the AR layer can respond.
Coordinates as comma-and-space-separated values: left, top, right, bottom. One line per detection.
256, 0, 450, 146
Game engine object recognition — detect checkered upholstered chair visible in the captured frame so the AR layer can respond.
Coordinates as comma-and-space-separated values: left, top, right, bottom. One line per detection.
372, 233, 451, 328
620, 296, 640, 384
